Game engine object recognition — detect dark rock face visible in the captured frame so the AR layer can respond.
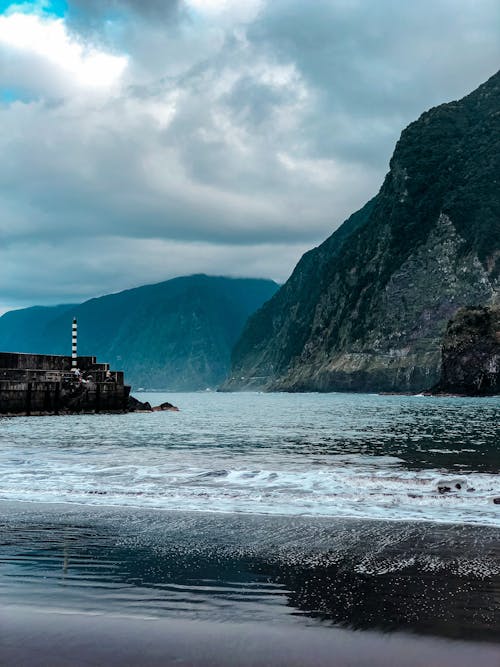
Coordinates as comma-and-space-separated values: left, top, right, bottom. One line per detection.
224, 71, 500, 393
432, 306, 500, 396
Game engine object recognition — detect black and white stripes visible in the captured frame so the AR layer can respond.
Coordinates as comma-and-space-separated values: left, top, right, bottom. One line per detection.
72, 318, 77, 367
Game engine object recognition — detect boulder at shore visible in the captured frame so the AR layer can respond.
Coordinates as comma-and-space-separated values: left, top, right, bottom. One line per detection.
128, 396, 179, 412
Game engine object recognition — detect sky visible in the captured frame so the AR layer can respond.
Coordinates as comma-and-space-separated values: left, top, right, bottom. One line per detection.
0, 0, 499, 312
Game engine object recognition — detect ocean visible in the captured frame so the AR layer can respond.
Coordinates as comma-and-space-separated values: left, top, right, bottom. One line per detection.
1, 392, 499, 665
1, 392, 499, 524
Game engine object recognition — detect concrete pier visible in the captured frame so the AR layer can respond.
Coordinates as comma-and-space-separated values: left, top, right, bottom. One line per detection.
0, 352, 130, 416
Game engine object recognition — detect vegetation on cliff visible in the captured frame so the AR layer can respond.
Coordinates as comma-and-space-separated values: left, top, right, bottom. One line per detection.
225, 70, 500, 393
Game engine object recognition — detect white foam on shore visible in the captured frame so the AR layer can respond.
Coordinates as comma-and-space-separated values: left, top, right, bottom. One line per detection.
0, 457, 498, 526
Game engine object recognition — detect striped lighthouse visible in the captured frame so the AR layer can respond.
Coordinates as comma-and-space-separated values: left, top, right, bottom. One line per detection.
72, 318, 78, 368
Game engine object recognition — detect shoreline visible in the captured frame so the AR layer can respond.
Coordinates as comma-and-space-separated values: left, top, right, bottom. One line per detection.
1, 496, 499, 530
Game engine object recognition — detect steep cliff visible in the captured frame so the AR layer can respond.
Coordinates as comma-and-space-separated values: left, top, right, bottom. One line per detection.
432, 306, 500, 396
225, 71, 500, 393
0, 275, 278, 391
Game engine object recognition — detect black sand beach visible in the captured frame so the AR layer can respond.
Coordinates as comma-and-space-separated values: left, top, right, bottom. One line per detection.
1, 501, 499, 666
2, 605, 500, 667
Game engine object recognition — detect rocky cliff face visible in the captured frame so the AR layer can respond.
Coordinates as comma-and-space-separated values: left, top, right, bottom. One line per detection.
432, 306, 500, 396
225, 71, 500, 393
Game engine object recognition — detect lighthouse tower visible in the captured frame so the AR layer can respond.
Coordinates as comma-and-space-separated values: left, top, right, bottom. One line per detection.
72, 318, 78, 368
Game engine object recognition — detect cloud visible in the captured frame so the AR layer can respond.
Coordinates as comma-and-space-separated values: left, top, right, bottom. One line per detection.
0, 0, 498, 310
0, 11, 127, 88
0, 236, 308, 308
248, 0, 500, 163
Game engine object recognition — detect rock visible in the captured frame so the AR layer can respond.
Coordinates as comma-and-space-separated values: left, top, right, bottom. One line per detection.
436, 479, 466, 494
128, 395, 152, 412
152, 401, 179, 412
128, 396, 179, 412
431, 306, 500, 396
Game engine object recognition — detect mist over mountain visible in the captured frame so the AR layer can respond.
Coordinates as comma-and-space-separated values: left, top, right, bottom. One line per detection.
0, 275, 278, 390
225, 71, 500, 393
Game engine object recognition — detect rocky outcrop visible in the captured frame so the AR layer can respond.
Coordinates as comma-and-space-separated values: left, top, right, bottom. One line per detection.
431, 306, 500, 395
152, 401, 179, 412
127, 395, 153, 412
127, 396, 179, 412
224, 70, 500, 393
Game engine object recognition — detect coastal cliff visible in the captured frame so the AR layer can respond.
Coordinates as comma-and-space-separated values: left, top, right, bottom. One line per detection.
224, 71, 500, 393
432, 306, 500, 396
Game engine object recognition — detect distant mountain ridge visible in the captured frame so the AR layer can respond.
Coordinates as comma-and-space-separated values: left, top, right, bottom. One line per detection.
0, 275, 278, 390
224, 70, 500, 393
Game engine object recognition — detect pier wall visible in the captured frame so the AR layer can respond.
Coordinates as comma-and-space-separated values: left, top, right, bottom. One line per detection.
0, 353, 130, 416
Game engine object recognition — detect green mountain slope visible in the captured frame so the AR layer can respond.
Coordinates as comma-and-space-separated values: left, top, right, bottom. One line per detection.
0, 275, 278, 390
225, 70, 500, 393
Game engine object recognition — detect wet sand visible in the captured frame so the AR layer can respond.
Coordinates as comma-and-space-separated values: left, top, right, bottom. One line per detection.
1, 501, 499, 666
2, 605, 500, 667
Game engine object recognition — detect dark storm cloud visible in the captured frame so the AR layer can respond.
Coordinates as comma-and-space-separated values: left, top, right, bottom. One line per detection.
0, 0, 498, 309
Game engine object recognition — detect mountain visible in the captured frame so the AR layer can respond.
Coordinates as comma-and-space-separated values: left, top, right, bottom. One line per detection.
0, 304, 77, 355
224, 71, 500, 393
0, 275, 278, 390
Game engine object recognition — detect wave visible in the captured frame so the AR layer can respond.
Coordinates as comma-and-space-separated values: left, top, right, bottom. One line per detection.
1, 462, 498, 527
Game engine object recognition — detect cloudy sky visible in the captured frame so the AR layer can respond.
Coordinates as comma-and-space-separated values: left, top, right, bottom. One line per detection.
0, 0, 498, 311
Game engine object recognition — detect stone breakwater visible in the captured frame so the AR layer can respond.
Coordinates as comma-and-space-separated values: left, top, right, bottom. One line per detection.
0, 352, 130, 415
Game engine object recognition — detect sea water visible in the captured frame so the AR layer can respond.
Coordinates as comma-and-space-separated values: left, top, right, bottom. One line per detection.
0, 392, 498, 526
1, 393, 500, 653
